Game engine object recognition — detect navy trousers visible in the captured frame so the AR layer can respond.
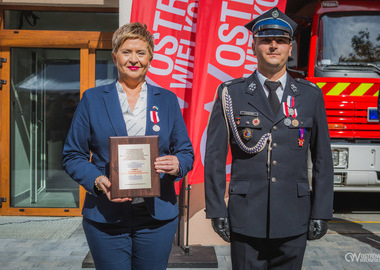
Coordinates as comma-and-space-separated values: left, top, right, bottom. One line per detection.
82, 203, 178, 270
231, 232, 307, 270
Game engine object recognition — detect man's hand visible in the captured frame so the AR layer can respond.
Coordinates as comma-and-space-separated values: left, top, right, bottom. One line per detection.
307, 219, 328, 240
211, 217, 230, 242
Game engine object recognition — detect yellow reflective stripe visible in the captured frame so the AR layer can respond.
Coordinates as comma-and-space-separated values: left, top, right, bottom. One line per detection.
329, 220, 380, 224
350, 83, 373, 96
374, 90, 379, 97
317, 82, 326, 89
326, 83, 350, 96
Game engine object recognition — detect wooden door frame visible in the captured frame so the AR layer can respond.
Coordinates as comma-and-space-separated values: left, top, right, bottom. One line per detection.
0, 6, 113, 216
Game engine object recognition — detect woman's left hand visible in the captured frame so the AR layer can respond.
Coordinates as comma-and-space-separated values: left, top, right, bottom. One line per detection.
154, 155, 180, 176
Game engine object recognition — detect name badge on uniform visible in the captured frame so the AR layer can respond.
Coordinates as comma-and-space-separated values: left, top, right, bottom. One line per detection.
240, 111, 258, 116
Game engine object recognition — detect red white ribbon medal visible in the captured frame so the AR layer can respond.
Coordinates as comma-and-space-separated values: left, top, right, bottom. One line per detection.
150, 109, 160, 132
283, 96, 297, 126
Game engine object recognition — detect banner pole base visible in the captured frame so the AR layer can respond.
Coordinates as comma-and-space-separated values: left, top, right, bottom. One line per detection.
82, 245, 218, 269
167, 245, 218, 268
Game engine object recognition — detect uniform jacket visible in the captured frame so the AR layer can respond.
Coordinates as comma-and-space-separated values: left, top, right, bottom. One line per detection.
204, 72, 334, 238
62, 81, 194, 223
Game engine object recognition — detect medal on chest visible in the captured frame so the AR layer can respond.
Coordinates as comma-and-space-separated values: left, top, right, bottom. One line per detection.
282, 96, 298, 127
150, 108, 160, 132
298, 127, 305, 147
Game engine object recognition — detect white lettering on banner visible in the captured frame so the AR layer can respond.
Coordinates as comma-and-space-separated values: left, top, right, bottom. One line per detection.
171, 64, 193, 88
253, 0, 278, 18
216, 44, 245, 67
170, 56, 194, 88
154, 33, 178, 55
178, 40, 194, 60
253, 4, 265, 18
149, 0, 196, 90
219, 24, 249, 45
231, 0, 254, 4
221, 1, 251, 21
179, 39, 195, 60
215, 1, 254, 73
153, 11, 183, 31
184, 16, 196, 32
256, 0, 279, 7
183, 2, 197, 32
149, 53, 174, 76
157, 0, 188, 16
176, 59, 194, 68
187, 2, 197, 18
214, 0, 279, 73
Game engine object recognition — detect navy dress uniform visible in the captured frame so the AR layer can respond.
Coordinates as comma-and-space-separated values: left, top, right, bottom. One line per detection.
204, 7, 334, 269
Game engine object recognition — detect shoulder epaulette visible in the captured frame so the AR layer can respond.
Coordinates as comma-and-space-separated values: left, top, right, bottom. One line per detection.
223, 77, 246, 87
294, 78, 320, 90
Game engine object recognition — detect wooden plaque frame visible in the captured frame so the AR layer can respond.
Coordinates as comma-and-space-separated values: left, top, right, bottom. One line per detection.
109, 136, 160, 199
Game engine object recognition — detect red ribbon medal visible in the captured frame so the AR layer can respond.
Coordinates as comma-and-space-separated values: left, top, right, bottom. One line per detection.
298, 127, 304, 147
150, 110, 160, 131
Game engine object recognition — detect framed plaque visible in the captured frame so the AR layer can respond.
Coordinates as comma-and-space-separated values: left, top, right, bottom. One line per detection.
109, 135, 160, 199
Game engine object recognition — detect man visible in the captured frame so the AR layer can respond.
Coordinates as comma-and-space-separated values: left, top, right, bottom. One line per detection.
204, 7, 334, 269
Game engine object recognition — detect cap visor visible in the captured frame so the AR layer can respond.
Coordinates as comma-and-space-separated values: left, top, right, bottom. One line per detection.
254, 29, 291, 38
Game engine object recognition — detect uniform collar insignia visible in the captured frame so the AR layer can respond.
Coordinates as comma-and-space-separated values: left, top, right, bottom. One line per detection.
246, 82, 256, 95
290, 83, 297, 93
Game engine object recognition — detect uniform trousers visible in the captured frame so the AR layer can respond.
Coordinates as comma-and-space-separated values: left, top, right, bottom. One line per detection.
82, 203, 178, 270
231, 231, 307, 270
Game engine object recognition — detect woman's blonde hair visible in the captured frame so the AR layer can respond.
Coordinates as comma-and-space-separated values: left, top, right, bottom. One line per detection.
112, 22, 154, 60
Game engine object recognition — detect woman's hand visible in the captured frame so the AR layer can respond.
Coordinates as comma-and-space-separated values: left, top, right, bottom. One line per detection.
95, 175, 132, 203
154, 155, 180, 176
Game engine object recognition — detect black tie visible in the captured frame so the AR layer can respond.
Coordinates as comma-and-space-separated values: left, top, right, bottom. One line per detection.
264, 80, 281, 113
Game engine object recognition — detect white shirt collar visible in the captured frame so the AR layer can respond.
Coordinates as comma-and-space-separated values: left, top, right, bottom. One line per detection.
116, 80, 147, 94
256, 70, 287, 91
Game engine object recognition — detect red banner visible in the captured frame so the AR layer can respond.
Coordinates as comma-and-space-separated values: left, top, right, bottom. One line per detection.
130, 0, 288, 186
186, 0, 287, 185
131, 0, 197, 110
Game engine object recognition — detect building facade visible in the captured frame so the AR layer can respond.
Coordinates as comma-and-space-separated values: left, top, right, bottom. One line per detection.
0, 0, 123, 216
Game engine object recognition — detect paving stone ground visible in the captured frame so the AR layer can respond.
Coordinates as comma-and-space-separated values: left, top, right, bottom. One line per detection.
0, 214, 379, 270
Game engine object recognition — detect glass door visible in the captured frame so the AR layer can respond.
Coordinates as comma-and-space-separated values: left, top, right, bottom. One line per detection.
10, 48, 80, 208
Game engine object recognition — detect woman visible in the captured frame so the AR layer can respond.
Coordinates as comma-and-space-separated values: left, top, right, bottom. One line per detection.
62, 22, 194, 270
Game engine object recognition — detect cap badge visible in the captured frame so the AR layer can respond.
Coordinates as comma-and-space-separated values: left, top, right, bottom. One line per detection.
272, 9, 279, 19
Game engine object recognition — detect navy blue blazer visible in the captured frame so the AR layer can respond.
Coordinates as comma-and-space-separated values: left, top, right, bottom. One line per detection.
62, 81, 194, 223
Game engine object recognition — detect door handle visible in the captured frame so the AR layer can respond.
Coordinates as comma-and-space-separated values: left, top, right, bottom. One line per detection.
0, 80, 6, 90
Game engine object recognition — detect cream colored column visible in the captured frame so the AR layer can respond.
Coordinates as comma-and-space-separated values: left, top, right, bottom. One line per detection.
119, 0, 133, 26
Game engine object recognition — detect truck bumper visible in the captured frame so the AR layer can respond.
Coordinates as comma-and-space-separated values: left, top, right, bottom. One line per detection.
309, 142, 380, 192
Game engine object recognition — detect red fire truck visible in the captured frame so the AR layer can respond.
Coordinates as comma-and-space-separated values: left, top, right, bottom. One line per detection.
289, 0, 380, 191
